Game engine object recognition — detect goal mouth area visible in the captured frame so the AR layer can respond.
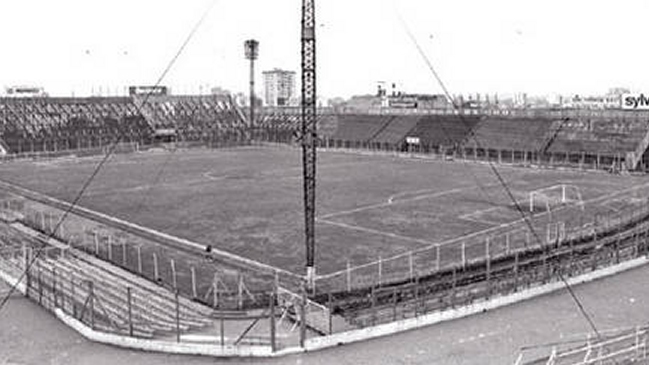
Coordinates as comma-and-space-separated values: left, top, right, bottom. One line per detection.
528, 184, 584, 215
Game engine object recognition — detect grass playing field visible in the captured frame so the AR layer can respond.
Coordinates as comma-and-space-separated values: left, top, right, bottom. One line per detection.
0, 145, 647, 278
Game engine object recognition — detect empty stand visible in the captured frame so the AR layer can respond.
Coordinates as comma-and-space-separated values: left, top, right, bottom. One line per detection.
464, 117, 554, 152
0, 97, 150, 153
547, 118, 649, 158
330, 115, 393, 142
408, 115, 479, 149
256, 110, 339, 144
133, 94, 247, 143
369, 115, 419, 145
0, 95, 249, 154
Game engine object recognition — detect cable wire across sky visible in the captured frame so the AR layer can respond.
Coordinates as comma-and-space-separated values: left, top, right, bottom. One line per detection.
0, 0, 219, 313
0, 0, 609, 345
392, 1, 602, 340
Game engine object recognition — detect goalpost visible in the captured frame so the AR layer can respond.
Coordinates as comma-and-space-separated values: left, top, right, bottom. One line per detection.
529, 184, 584, 216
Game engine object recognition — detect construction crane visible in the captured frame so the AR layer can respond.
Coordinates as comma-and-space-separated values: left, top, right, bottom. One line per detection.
301, 0, 317, 288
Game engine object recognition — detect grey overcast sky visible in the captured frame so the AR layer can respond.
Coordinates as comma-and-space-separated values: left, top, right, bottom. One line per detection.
0, 0, 648, 98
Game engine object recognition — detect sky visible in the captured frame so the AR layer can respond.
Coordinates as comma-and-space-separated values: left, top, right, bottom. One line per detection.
0, 0, 648, 99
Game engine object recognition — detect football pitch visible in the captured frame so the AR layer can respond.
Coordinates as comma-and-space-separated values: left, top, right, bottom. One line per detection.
0, 145, 647, 277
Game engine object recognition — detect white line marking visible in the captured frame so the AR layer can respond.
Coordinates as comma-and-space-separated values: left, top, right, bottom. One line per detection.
316, 218, 436, 245
387, 188, 441, 204
459, 206, 503, 226
319, 186, 471, 220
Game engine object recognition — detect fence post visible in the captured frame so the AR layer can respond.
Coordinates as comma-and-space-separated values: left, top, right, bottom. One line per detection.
299, 287, 307, 348
127, 287, 134, 337
409, 252, 414, 281
435, 245, 441, 271
238, 275, 243, 309
524, 150, 528, 165
107, 235, 113, 261
378, 256, 382, 286
137, 246, 142, 274
270, 289, 276, 353
121, 241, 127, 266
514, 251, 520, 292
414, 274, 420, 316
175, 290, 181, 343
171, 259, 177, 290
23, 245, 31, 294
486, 254, 491, 298
94, 232, 99, 255
486, 237, 491, 261
371, 285, 377, 325
153, 253, 159, 282
392, 287, 397, 321
59, 223, 65, 241
346, 260, 351, 292
461, 242, 467, 268
546, 245, 553, 282
190, 267, 197, 299
220, 317, 225, 348
52, 267, 57, 308
38, 262, 43, 305
451, 266, 457, 308
327, 291, 333, 335
89, 281, 95, 330
213, 273, 219, 309
70, 274, 76, 317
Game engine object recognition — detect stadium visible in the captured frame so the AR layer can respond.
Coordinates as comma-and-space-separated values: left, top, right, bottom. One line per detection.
2, 1, 649, 364
2, 93, 649, 358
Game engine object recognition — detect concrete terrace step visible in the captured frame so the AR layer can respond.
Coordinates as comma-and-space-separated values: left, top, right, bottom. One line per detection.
41, 256, 215, 335
63, 254, 211, 322
30, 258, 157, 336
56, 257, 210, 330
35, 258, 174, 334
9, 221, 216, 320
48, 258, 190, 331
370, 115, 419, 144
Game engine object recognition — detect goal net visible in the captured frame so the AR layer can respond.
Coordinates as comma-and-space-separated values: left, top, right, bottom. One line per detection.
529, 184, 584, 216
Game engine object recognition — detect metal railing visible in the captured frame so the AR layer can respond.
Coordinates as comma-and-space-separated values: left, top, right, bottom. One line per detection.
516, 326, 649, 365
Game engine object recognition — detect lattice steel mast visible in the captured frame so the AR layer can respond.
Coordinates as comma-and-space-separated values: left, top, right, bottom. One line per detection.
301, 0, 317, 286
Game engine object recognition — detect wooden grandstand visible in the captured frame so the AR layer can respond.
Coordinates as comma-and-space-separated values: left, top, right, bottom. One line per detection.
254, 108, 649, 171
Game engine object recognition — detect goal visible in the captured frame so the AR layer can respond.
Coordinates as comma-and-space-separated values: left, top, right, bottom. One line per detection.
529, 184, 584, 215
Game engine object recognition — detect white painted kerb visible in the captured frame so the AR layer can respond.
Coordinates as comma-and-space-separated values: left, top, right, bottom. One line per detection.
1, 254, 647, 357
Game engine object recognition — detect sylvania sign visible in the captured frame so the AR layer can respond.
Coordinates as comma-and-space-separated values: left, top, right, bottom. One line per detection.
622, 93, 649, 110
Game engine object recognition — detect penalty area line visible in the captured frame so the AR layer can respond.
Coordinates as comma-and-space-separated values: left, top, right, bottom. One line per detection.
316, 218, 436, 246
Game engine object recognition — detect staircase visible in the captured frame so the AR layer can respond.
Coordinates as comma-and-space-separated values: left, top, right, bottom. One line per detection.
370, 116, 420, 145
626, 120, 649, 170
231, 96, 250, 127
539, 118, 569, 154
27, 251, 213, 338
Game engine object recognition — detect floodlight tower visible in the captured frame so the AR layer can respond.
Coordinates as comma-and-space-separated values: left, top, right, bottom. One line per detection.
244, 39, 259, 129
301, 0, 317, 288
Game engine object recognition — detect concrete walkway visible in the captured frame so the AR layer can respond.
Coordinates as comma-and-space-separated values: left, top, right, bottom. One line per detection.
2, 260, 649, 364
